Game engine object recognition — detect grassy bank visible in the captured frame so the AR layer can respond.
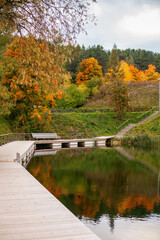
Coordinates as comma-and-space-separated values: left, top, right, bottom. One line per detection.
120, 113, 160, 148
126, 113, 160, 136
51, 112, 143, 138
0, 110, 159, 138
121, 134, 160, 149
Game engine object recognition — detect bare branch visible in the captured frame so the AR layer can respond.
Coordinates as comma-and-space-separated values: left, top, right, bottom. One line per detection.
0, 0, 97, 42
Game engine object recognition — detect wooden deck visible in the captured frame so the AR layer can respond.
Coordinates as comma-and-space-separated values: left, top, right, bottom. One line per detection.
0, 141, 101, 240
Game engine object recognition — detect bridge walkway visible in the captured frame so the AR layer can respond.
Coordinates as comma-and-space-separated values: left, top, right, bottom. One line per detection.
0, 141, 100, 240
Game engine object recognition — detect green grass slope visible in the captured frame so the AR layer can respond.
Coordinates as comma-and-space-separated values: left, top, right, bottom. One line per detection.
51, 112, 142, 138
127, 113, 160, 136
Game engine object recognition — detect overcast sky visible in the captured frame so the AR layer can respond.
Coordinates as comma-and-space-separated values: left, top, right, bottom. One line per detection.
77, 0, 160, 52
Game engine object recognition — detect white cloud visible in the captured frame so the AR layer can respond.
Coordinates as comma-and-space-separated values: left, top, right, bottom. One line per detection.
77, 0, 160, 52
117, 6, 160, 41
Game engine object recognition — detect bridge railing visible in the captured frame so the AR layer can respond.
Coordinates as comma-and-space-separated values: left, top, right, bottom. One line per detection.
136, 106, 157, 121
116, 119, 130, 133
116, 106, 157, 134
0, 133, 31, 146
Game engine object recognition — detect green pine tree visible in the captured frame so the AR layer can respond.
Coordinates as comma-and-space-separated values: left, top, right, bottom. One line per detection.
108, 44, 119, 71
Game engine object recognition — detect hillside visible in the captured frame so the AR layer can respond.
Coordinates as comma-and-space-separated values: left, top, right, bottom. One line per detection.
51, 112, 144, 138
84, 81, 159, 110
126, 113, 160, 136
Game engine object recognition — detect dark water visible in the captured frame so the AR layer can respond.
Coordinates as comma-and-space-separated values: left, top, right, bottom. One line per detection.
27, 147, 160, 240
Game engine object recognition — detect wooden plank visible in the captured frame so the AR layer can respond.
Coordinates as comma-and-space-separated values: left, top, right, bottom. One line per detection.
0, 141, 34, 162
0, 143, 101, 240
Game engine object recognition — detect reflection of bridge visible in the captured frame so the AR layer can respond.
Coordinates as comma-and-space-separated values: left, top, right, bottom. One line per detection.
0, 141, 101, 240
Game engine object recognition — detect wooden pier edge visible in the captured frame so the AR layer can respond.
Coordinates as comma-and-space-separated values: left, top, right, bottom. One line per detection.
0, 141, 101, 240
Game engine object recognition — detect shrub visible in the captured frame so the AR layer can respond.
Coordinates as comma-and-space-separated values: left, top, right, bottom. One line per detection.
56, 84, 88, 109
86, 76, 104, 96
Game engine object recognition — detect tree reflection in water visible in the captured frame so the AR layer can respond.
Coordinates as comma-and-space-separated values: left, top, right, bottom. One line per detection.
27, 147, 160, 238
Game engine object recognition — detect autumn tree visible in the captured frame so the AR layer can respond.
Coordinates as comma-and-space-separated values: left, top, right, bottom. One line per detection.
79, 45, 110, 75
108, 68, 129, 119
76, 57, 103, 85
2, 36, 63, 126
0, 31, 13, 115
0, 0, 97, 41
145, 64, 160, 81
119, 61, 133, 82
129, 64, 145, 82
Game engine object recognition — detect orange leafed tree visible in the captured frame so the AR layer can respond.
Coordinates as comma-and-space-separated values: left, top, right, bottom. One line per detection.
145, 64, 160, 81
2, 36, 63, 125
129, 64, 145, 82
76, 57, 103, 85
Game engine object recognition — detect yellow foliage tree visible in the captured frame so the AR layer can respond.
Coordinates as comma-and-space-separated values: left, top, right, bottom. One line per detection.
119, 61, 133, 82
106, 61, 159, 83
76, 57, 103, 85
2, 36, 63, 125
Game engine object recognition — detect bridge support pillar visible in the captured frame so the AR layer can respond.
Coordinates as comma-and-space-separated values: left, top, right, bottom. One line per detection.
52, 143, 61, 149
84, 141, 95, 147
96, 140, 106, 147
70, 142, 78, 148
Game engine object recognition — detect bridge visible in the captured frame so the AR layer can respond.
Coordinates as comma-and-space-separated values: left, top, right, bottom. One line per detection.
0, 140, 101, 240
34, 135, 115, 150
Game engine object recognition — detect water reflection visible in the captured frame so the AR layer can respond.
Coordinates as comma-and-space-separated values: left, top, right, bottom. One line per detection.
27, 147, 160, 240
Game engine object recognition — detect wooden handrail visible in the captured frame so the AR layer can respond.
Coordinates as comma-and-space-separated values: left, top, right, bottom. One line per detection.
116, 106, 157, 134
136, 106, 157, 120
0, 133, 31, 146
116, 119, 130, 131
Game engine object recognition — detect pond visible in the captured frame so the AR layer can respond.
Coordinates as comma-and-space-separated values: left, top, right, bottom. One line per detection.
27, 146, 160, 240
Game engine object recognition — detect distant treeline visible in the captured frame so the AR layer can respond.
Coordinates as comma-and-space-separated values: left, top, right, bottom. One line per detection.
66, 44, 160, 80
0, 34, 160, 76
